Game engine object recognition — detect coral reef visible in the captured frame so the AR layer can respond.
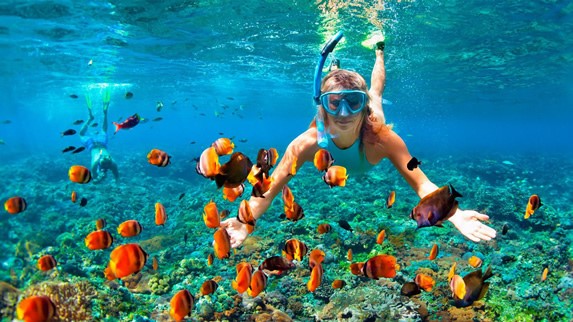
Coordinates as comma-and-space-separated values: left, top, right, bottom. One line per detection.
23, 280, 97, 321
148, 274, 172, 295
2, 152, 573, 321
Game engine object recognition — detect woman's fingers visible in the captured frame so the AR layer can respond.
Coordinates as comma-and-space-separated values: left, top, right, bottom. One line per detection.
475, 213, 490, 221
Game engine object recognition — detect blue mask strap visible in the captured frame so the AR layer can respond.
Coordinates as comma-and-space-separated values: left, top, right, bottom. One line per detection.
313, 31, 344, 148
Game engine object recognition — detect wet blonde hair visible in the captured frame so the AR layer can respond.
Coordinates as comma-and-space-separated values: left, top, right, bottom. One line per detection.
311, 69, 390, 153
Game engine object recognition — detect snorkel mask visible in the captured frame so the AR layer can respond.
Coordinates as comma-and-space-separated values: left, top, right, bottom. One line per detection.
319, 90, 367, 116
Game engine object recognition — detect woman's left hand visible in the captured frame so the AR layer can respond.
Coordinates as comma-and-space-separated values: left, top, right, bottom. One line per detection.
448, 209, 497, 242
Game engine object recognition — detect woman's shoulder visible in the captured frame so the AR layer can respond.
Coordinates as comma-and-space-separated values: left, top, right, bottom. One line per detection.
286, 127, 320, 163
291, 127, 318, 148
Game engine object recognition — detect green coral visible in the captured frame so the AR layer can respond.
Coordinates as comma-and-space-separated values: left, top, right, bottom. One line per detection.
148, 274, 171, 295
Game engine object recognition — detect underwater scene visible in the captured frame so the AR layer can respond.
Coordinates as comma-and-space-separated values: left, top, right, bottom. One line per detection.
1, 0, 573, 321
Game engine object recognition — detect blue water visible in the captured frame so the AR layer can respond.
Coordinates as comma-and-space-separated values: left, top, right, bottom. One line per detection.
1, 0, 573, 321
1, 0, 572, 157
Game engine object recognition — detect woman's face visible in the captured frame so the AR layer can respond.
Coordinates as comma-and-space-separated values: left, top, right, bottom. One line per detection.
320, 70, 369, 138
322, 88, 365, 135
326, 109, 363, 135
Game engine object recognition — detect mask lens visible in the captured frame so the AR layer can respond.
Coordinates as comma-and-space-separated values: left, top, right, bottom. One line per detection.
320, 90, 366, 115
320, 94, 341, 114
343, 93, 364, 111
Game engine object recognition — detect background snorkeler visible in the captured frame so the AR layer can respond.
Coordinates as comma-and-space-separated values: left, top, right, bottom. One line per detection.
78, 88, 119, 183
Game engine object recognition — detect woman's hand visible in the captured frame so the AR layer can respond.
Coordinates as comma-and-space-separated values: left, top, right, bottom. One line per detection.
220, 217, 249, 248
448, 209, 497, 242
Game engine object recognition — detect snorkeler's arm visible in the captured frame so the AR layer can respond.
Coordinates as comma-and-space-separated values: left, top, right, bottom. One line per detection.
382, 130, 437, 198
368, 48, 386, 123
382, 130, 496, 242
111, 161, 119, 181
90, 160, 102, 184
220, 128, 318, 248
248, 128, 319, 220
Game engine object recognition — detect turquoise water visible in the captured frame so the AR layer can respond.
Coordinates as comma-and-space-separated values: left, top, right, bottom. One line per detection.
1, 0, 572, 321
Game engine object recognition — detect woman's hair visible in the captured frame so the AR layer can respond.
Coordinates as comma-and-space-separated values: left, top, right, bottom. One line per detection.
312, 69, 389, 154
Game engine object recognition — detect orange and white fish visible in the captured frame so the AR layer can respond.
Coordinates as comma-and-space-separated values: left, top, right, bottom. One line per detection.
355, 254, 398, 279
71, 191, 77, 203
147, 149, 171, 167
222, 184, 244, 202
317, 223, 332, 234
199, 279, 218, 296
468, 255, 483, 268
152, 256, 159, 271
169, 289, 194, 322
155, 202, 167, 226
332, 279, 347, 289
428, 244, 438, 260
307, 264, 323, 292
85, 230, 113, 250
415, 273, 435, 292
450, 274, 466, 300
282, 185, 295, 211
313, 149, 334, 172
17, 295, 57, 322
213, 228, 231, 259
322, 165, 348, 188
68, 165, 92, 184
283, 201, 304, 222
448, 262, 457, 282
248, 269, 268, 297
376, 229, 386, 244
4, 196, 27, 214
308, 249, 325, 269
37, 255, 57, 271
237, 199, 256, 233
231, 262, 253, 294
95, 218, 106, 230
212, 138, 234, 156
196, 146, 220, 179
524, 194, 542, 219
386, 191, 396, 208
104, 243, 148, 280
117, 220, 143, 237
282, 239, 308, 262
267, 148, 279, 168
251, 172, 273, 198
541, 266, 548, 282
203, 200, 220, 229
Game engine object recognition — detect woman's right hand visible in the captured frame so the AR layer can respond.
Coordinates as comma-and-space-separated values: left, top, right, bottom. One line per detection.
220, 217, 249, 248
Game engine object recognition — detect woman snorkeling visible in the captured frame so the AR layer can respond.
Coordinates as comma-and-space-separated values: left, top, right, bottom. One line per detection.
221, 35, 496, 247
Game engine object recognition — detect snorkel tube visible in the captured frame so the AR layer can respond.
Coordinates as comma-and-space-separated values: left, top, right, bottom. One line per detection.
313, 31, 344, 148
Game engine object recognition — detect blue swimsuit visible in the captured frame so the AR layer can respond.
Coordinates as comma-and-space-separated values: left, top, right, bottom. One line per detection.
326, 137, 375, 175
81, 132, 108, 151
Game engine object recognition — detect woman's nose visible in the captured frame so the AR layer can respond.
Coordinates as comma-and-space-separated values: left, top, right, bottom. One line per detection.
338, 100, 350, 117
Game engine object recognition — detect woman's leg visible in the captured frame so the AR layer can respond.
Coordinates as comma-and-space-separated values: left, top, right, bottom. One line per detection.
79, 94, 95, 136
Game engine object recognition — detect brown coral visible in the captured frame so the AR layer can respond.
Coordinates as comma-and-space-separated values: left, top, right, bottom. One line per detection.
23, 280, 97, 321
139, 234, 179, 253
